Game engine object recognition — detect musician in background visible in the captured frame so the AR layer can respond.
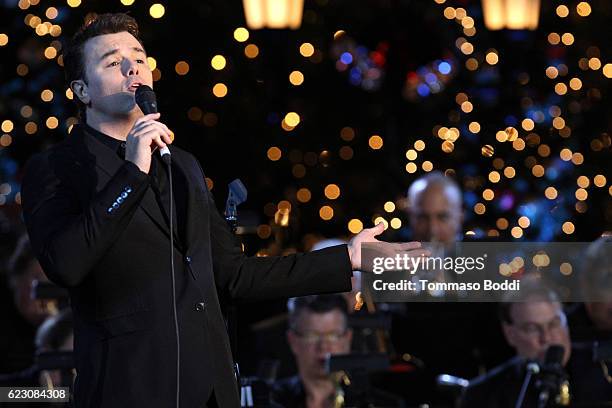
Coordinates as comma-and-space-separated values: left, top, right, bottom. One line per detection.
396, 172, 504, 388
35, 308, 74, 389
272, 294, 404, 408
461, 278, 612, 408
567, 236, 612, 342
407, 171, 463, 247
1, 235, 54, 375
272, 295, 353, 408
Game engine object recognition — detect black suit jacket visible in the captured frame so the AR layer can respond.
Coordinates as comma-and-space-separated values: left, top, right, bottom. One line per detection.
22, 125, 353, 407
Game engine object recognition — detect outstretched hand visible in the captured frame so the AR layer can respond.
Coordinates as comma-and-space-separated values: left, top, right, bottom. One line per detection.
347, 222, 429, 271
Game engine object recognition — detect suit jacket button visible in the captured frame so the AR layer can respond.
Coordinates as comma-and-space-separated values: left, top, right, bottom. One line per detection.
195, 302, 206, 311
185, 256, 192, 264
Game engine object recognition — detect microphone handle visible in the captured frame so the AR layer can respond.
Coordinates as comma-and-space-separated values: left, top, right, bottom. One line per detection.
139, 99, 171, 159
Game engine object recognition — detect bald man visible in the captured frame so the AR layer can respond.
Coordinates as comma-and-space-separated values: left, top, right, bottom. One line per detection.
407, 171, 463, 246
393, 172, 506, 403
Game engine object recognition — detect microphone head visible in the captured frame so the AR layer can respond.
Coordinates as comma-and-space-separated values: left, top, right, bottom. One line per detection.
228, 179, 247, 205
135, 84, 157, 114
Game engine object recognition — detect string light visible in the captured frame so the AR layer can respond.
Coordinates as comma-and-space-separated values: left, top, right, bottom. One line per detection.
369, 135, 383, 150
234, 27, 249, 42
348, 219, 363, 234
212, 83, 228, 97
289, 71, 304, 85
149, 4, 165, 18
211, 55, 226, 70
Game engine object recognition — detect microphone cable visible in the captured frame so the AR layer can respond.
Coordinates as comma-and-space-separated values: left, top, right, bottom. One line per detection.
163, 153, 180, 408
515, 361, 539, 408
136, 85, 179, 406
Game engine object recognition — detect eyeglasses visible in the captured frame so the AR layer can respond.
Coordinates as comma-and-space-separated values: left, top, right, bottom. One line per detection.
514, 312, 567, 338
292, 330, 348, 345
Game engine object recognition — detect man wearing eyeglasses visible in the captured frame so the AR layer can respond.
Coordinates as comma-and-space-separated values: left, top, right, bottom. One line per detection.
272, 294, 405, 408
460, 280, 569, 408
460, 278, 612, 408
271, 295, 353, 408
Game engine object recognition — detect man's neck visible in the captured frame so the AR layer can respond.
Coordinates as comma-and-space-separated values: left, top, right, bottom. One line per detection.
85, 110, 142, 141
302, 376, 335, 408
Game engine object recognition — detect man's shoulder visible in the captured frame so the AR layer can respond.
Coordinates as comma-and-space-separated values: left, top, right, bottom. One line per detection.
272, 375, 302, 393
24, 144, 76, 184
168, 145, 201, 168
271, 375, 304, 406
26, 129, 84, 170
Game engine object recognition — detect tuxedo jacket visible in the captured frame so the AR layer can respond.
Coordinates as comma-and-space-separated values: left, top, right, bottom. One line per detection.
22, 125, 353, 407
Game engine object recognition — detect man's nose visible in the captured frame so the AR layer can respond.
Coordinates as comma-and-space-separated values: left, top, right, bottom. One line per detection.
123, 59, 139, 76
539, 328, 554, 345
316, 340, 333, 354
429, 218, 443, 237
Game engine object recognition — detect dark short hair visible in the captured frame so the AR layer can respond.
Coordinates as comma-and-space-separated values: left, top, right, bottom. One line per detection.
63, 13, 144, 118
498, 276, 560, 324
288, 294, 348, 331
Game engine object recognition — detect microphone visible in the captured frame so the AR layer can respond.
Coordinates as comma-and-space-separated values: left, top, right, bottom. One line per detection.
536, 345, 566, 408
224, 179, 248, 233
135, 84, 171, 162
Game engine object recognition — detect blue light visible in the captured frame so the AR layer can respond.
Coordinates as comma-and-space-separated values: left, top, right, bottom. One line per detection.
504, 115, 518, 126
518, 203, 537, 218
438, 61, 451, 75
464, 192, 478, 207
425, 73, 437, 84
349, 68, 362, 85
546, 167, 559, 180
340, 52, 353, 65
526, 109, 537, 120
500, 194, 515, 211
417, 84, 430, 97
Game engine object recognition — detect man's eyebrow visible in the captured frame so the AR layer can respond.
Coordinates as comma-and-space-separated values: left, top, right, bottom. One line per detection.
99, 49, 119, 62
99, 47, 146, 62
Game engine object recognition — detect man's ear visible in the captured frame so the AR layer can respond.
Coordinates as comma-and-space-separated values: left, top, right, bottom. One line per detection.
71, 80, 90, 105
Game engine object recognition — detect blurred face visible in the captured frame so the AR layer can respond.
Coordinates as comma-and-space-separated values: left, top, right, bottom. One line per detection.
409, 185, 462, 245
72, 31, 152, 122
287, 310, 352, 380
11, 260, 54, 326
585, 302, 612, 331
502, 301, 571, 365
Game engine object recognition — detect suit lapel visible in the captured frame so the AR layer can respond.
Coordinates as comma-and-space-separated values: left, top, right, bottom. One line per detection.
76, 125, 176, 244
171, 153, 207, 256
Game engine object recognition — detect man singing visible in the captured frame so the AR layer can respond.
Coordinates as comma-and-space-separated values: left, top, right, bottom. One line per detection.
21, 13, 423, 407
